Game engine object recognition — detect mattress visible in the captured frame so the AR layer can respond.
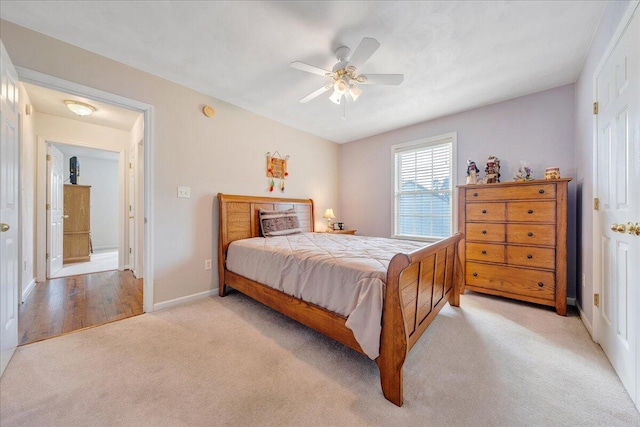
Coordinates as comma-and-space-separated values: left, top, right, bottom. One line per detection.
225, 232, 427, 359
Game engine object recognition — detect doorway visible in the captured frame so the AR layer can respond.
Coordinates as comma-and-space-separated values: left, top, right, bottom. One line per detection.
48, 143, 120, 279
19, 70, 153, 344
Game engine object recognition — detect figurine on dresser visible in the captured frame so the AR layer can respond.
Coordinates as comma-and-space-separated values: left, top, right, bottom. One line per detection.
514, 161, 533, 181
485, 155, 501, 183
466, 160, 479, 184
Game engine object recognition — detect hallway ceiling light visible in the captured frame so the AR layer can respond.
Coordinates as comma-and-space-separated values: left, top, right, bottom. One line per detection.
64, 100, 96, 116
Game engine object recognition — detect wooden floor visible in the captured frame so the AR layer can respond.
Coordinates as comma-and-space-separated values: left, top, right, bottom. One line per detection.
19, 270, 143, 346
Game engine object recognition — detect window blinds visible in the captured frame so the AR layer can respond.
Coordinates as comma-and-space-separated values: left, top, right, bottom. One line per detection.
393, 138, 453, 239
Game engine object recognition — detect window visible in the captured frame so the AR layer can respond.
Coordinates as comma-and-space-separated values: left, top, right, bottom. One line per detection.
392, 133, 456, 240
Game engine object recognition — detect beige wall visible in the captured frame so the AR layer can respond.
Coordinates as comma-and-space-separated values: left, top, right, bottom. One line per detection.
1, 21, 339, 305
35, 113, 130, 152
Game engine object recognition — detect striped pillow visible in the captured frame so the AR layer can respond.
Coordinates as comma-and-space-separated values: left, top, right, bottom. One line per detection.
259, 208, 302, 237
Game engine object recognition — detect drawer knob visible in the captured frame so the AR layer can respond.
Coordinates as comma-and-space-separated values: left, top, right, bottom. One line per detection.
539, 189, 545, 194
527, 209, 534, 214
473, 192, 478, 197
482, 209, 487, 214
473, 272, 478, 277
538, 282, 544, 287
527, 232, 534, 237
481, 250, 487, 255
482, 230, 487, 234
527, 254, 533, 259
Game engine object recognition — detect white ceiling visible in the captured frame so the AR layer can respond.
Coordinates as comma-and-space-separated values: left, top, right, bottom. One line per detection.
22, 83, 141, 131
1, 1, 607, 143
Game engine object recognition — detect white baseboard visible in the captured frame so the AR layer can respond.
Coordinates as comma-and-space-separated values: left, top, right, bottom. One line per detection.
153, 289, 217, 311
22, 279, 36, 303
577, 302, 594, 339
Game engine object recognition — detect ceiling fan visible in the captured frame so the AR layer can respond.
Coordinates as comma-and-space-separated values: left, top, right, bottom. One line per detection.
291, 37, 404, 105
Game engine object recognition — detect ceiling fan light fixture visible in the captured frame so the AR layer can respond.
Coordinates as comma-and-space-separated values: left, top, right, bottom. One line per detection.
329, 91, 343, 105
334, 77, 350, 94
64, 100, 95, 116
348, 85, 362, 101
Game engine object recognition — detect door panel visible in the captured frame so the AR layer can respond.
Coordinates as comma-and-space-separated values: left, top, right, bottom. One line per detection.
47, 145, 64, 276
128, 146, 135, 272
0, 41, 19, 376
596, 8, 639, 406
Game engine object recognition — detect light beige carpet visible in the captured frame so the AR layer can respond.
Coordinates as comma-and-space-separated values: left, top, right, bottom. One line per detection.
1, 292, 638, 426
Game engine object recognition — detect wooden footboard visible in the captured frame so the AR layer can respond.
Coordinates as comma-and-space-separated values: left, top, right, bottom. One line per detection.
378, 233, 464, 405
217, 194, 464, 406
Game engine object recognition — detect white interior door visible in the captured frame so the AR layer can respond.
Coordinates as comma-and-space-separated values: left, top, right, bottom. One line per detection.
47, 144, 64, 277
595, 8, 640, 406
128, 145, 135, 272
0, 41, 20, 376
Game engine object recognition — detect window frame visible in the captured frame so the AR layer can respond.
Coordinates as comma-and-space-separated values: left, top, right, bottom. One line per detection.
390, 132, 457, 242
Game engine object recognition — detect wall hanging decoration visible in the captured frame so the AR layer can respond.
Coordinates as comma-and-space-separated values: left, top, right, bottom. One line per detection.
485, 155, 501, 183
266, 151, 290, 192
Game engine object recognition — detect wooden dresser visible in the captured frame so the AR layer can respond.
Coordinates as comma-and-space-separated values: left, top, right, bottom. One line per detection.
457, 179, 571, 315
63, 184, 91, 264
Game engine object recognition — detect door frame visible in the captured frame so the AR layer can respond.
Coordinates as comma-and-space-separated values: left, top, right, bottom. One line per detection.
20, 67, 155, 313
591, 0, 640, 340
39, 139, 125, 277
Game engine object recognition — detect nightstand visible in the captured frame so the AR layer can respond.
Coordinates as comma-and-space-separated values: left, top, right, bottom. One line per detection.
327, 229, 357, 235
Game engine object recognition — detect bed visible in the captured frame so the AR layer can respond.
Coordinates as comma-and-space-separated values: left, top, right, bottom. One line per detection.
217, 193, 464, 406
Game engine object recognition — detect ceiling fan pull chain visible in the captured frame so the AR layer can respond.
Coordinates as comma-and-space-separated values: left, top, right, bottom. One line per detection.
342, 99, 347, 120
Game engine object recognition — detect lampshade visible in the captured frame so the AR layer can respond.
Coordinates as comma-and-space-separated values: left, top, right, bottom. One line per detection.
64, 100, 96, 116
348, 85, 362, 101
323, 209, 336, 220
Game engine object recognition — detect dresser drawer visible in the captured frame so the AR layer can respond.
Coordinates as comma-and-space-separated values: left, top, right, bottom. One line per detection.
466, 223, 506, 243
507, 246, 555, 269
466, 183, 556, 201
467, 242, 505, 263
507, 224, 556, 246
507, 201, 556, 222
466, 262, 555, 301
467, 203, 506, 221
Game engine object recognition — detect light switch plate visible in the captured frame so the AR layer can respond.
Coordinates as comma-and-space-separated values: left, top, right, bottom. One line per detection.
177, 186, 191, 198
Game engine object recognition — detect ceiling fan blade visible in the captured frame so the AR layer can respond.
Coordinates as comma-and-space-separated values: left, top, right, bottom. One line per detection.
359, 74, 404, 86
291, 61, 332, 77
299, 84, 333, 103
347, 37, 380, 70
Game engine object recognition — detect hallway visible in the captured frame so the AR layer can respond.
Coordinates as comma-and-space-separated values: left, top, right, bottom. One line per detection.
19, 270, 143, 345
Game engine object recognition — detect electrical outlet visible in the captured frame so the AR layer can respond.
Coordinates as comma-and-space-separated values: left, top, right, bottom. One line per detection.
204, 259, 212, 270
177, 186, 191, 198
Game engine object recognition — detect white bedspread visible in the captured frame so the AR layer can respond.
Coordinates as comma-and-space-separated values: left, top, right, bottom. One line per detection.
225, 232, 427, 359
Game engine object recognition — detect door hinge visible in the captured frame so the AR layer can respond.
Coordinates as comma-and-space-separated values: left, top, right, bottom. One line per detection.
46, 253, 50, 261
593, 102, 598, 115
594, 198, 599, 211
46, 154, 51, 161
46, 203, 51, 210
129, 205, 132, 212
129, 162, 132, 169
594, 293, 600, 307
129, 248, 132, 254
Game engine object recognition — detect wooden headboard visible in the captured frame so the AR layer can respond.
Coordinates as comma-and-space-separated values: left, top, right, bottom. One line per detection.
217, 193, 315, 284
